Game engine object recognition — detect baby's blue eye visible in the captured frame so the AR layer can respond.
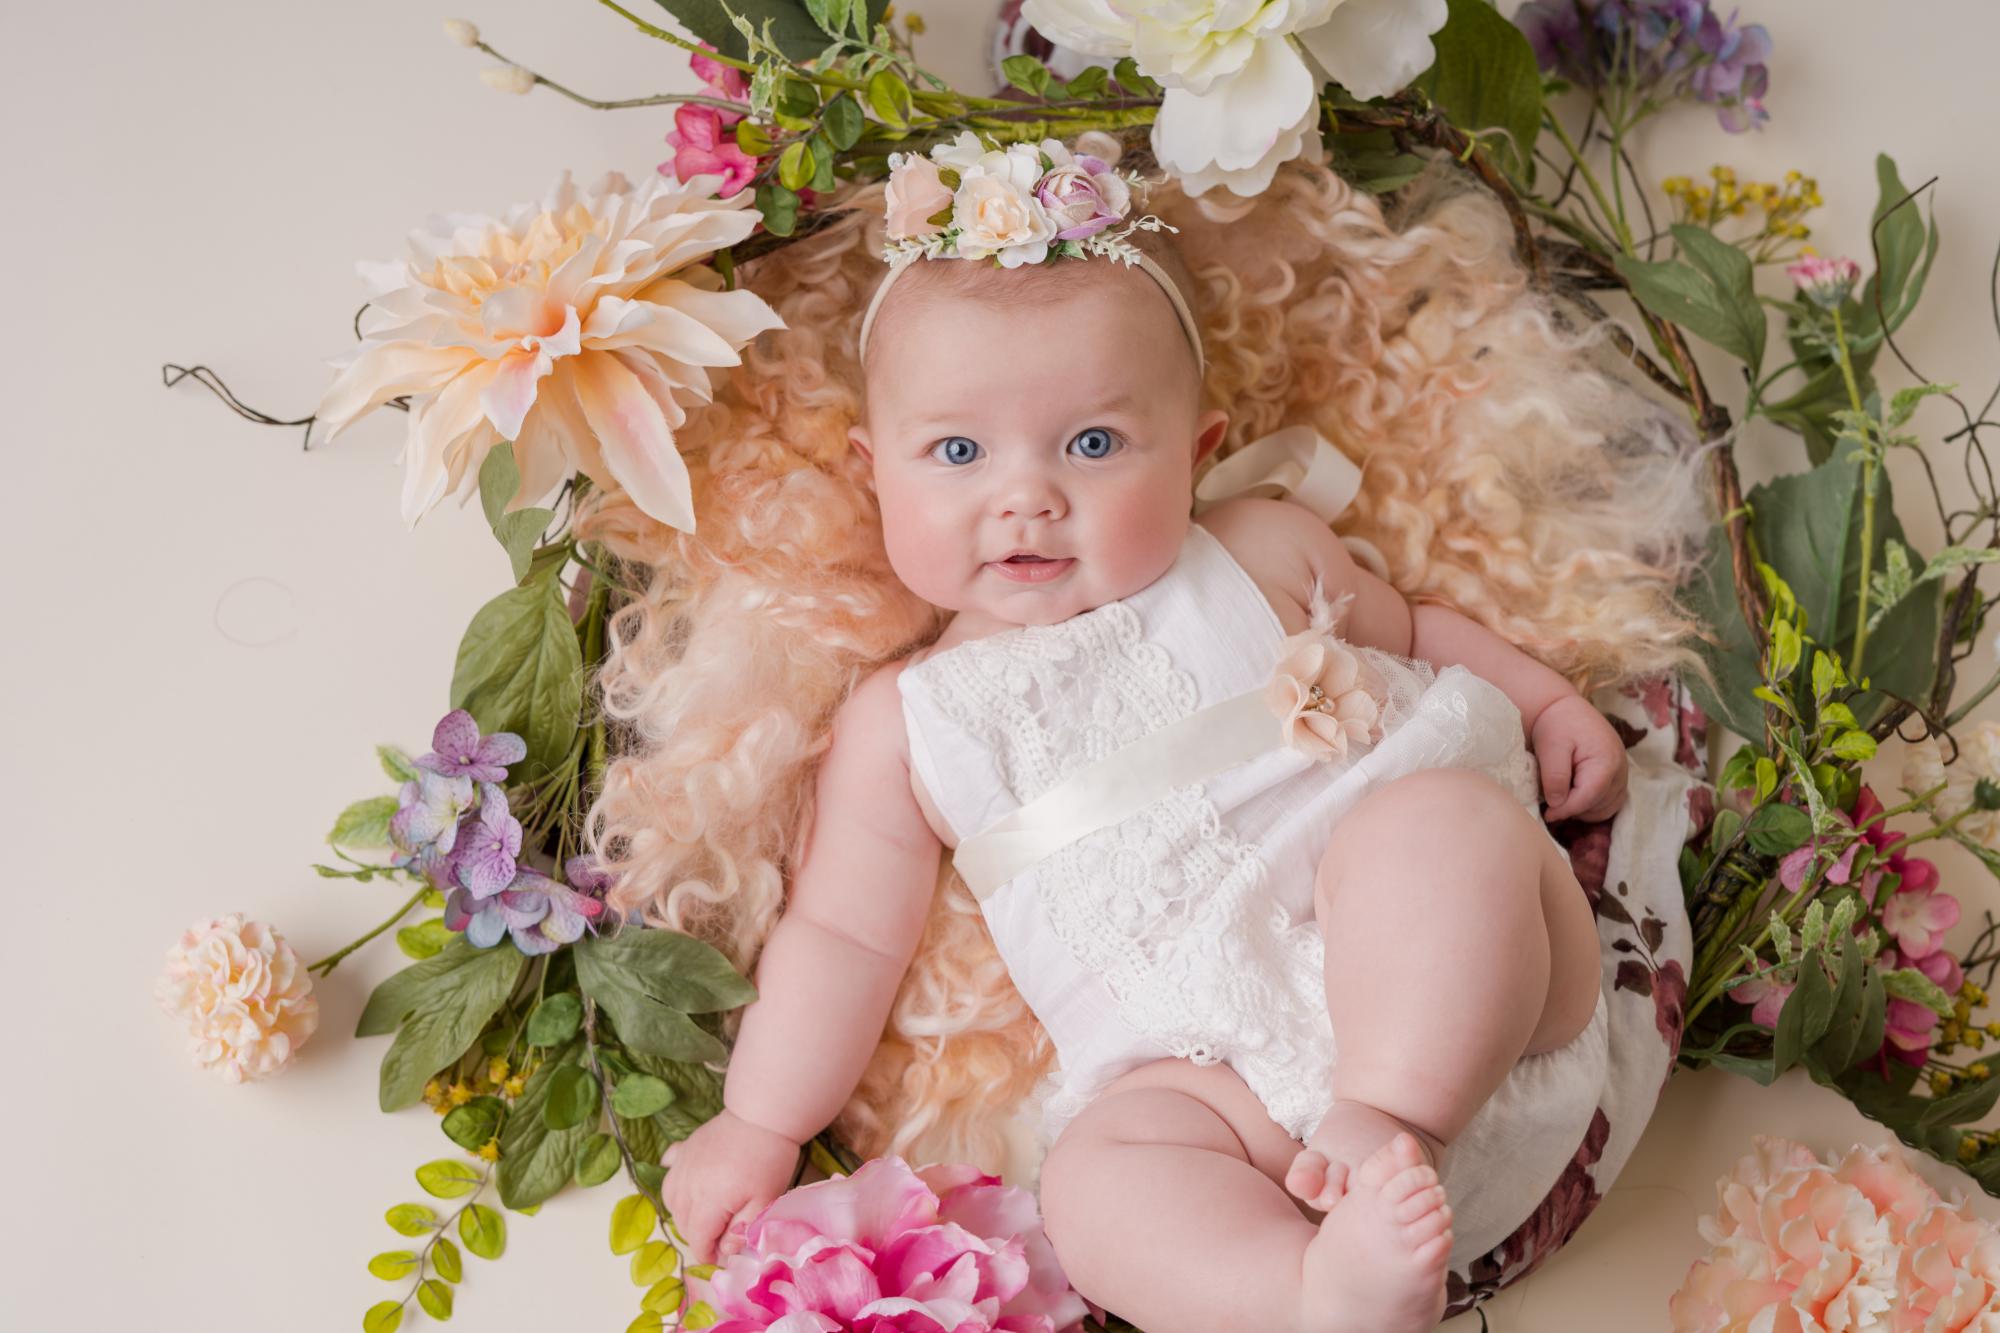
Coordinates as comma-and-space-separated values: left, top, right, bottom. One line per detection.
931, 436, 981, 465
1069, 427, 1118, 459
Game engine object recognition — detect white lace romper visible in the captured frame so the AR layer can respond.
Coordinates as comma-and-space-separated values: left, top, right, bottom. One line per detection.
896, 521, 1612, 1266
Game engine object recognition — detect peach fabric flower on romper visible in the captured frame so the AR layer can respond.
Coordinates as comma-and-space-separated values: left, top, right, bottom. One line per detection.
1265, 630, 1385, 759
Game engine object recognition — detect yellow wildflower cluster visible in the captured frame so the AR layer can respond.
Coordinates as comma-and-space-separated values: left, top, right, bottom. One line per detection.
419, 1052, 538, 1114
1961, 1130, 2000, 1162
1661, 165, 1821, 243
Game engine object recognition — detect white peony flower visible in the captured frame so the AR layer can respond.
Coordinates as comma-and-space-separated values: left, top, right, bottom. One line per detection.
1022, 0, 1449, 197
1903, 720, 2000, 850
155, 914, 320, 1083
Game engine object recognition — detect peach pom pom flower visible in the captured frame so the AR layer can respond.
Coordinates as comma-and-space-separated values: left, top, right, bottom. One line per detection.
1669, 1133, 2000, 1331
1264, 628, 1386, 760
154, 913, 319, 1083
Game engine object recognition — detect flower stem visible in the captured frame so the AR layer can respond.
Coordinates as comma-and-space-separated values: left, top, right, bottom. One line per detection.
1832, 303, 1878, 676
309, 884, 429, 976
1542, 110, 1631, 257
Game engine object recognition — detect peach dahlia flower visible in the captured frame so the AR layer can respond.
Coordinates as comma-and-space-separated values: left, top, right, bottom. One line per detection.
154, 913, 319, 1083
314, 169, 785, 534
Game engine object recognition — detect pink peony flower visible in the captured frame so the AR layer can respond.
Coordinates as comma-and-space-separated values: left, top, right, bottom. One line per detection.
1264, 630, 1384, 760
690, 1156, 1091, 1333
1031, 142, 1132, 241
154, 913, 319, 1082
663, 105, 760, 198
1671, 1136, 2000, 1332
1880, 878, 1961, 960
883, 154, 955, 240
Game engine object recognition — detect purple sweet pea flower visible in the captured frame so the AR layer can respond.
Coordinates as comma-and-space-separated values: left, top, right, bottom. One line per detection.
1513, 0, 1772, 133
389, 767, 476, 887
416, 709, 527, 784
448, 781, 522, 899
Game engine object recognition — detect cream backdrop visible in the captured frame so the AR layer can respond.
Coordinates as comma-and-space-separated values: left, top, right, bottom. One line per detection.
5, 1, 1995, 1328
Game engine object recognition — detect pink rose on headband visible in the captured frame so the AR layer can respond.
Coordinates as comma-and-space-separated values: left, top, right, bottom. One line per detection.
1034, 145, 1132, 241
885, 153, 955, 240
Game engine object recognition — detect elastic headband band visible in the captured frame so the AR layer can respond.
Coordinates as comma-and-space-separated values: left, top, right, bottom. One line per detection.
858, 250, 1206, 376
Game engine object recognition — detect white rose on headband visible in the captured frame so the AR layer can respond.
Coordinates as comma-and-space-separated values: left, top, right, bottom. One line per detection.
930, 130, 990, 174
884, 153, 954, 240
952, 144, 1058, 266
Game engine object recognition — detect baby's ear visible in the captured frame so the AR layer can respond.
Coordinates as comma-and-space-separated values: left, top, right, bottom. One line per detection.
1192, 409, 1230, 467
847, 424, 874, 464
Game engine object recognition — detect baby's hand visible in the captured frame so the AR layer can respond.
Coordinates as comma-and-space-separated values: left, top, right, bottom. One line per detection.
659, 1107, 804, 1266
1529, 693, 1628, 823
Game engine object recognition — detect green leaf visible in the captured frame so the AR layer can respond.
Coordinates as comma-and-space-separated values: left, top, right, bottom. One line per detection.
330, 795, 399, 849
820, 93, 864, 150
1772, 952, 1835, 1076
1881, 965, 1957, 1018
808, 132, 837, 193
1828, 730, 1878, 762
1001, 54, 1053, 98
610, 1193, 658, 1255
651, 0, 889, 63
643, 1276, 688, 1314
378, 744, 421, 783
612, 1073, 677, 1119
628, 1314, 666, 1333
1408, 0, 1543, 186
632, 1239, 680, 1286
1064, 64, 1109, 98
576, 1132, 623, 1187
777, 140, 814, 191
459, 1203, 507, 1261
477, 442, 558, 584
1328, 129, 1431, 195
1110, 56, 1159, 97
1917, 1067, 2000, 1131
865, 68, 912, 129
802, 0, 854, 38
526, 993, 584, 1048
433, 1235, 464, 1283
385, 1203, 439, 1237
734, 119, 774, 155
498, 1040, 592, 1210
442, 1096, 509, 1152
396, 917, 456, 961
368, 1250, 421, 1280
1615, 225, 1765, 376
1847, 154, 1940, 352
448, 577, 582, 787
415, 1159, 484, 1200
417, 1278, 454, 1321
1744, 802, 1812, 856
376, 946, 526, 1112
544, 1063, 601, 1132
362, 1301, 404, 1333
574, 930, 754, 1064
755, 181, 801, 237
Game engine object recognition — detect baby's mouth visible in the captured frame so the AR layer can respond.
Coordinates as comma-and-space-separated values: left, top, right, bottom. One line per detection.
988, 553, 1076, 584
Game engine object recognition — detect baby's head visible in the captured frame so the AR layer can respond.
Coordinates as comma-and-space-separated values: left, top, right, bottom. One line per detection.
848, 231, 1228, 628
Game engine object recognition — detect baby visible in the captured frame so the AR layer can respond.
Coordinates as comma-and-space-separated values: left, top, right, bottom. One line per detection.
661, 142, 1628, 1333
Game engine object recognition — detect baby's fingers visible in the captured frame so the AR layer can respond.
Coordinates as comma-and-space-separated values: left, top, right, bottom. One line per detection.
1538, 743, 1576, 821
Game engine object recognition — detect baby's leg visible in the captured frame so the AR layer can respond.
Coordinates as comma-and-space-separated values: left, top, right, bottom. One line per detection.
1286, 767, 1602, 1213
1039, 1058, 1451, 1333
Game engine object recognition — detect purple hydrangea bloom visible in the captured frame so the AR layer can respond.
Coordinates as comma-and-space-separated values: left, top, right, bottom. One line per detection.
388, 767, 476, 887
415, 709, 527, 784
448, 781, 523, 898
1513, 0, 1772, 132
445, 868, 606, 955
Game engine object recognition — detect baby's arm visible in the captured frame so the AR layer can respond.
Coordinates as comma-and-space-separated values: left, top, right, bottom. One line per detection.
660, 661, 942, 1262
1205, 497, 1572, 732
725, 661, 943, 1140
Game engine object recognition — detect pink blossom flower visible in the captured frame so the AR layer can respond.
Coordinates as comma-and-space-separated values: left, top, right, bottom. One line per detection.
1852, 786, 1941, 897
1776, 830, 1857, 892
1787, 253, 1861, 310
689, 41, 750, 114
691, 1155, 1090, 1333
1031, 142, 1132, 241
1727, 969, 1795, 1030
1881, 882, 1961, 960
1876, 944, 1963, 1067
1264, 631, 1384, 760
662, 105, 760, 198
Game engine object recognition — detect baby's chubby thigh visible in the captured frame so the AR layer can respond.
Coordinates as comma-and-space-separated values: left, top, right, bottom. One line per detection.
1039, 1056, 1314, 1220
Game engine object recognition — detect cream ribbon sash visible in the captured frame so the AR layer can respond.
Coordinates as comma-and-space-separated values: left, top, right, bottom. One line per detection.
951, 427, 1374, 902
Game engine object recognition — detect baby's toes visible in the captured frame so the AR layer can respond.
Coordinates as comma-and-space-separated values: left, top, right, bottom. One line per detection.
1393, 1179, 1448, 1226
1353, 1130, 1426, 1194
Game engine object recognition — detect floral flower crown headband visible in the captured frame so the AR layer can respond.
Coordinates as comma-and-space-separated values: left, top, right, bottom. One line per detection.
858, 130, 1205, 375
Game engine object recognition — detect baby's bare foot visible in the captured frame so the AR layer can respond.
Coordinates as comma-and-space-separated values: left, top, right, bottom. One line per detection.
1285, 1098, 1440, 1214
1294, 1132, 1451, 1333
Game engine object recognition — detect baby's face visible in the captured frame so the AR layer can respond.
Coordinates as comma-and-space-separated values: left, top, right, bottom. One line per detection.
851, 261, 1227, 629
